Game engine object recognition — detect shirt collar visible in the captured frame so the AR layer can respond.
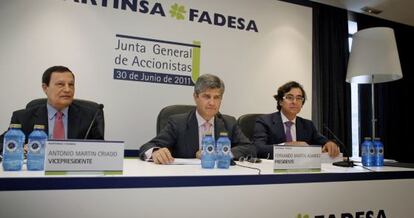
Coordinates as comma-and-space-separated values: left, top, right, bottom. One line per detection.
280, 111, 296, 124
195, 110, 214, 127
47, 104, 69, 120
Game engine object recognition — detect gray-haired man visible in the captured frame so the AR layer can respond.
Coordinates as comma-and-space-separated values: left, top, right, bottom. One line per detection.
139, 74, 256, 164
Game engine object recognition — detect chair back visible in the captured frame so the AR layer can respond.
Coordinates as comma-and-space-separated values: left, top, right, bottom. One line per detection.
237, 113, 263, 140
26, 98, 100, 110
157, 105, 195, 134
25, 98, 105, 138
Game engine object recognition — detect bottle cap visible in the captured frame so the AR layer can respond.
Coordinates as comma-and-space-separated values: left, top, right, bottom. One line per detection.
33, 125, 45, 130
219, 132, 228, 136
373, 137, 381, 140
9, 123, 22, 129
364, 137, 372, 140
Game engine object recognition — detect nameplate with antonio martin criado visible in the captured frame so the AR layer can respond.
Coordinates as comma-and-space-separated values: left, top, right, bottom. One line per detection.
45, 140, 124, 174
273, 145, 321, 173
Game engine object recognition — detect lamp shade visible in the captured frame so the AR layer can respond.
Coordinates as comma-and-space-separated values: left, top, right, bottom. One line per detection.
346, 27, 403, 84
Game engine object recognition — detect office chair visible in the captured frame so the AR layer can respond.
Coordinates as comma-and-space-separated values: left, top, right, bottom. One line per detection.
26, 98, 100, 110
237, 113, 263, 140
156, 105, 195, 134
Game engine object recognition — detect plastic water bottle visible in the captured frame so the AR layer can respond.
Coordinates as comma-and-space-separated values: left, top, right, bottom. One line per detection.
2, 124, 25, 171
201, 133, 216, 169
361, 137, 375, 167
27, 125, 48, 171
373, 138, 384, 166
216, 132, 232, 169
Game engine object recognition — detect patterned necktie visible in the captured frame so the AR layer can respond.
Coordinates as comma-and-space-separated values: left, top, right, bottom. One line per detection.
200, 122, 213, 150
53, 111, 64, 139
202, 121, 212, 135
285, 121, 293, 142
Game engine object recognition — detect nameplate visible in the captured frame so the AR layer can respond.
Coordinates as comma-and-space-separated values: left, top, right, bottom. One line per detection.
45, 140, 124, 173
273, 145, 321, 173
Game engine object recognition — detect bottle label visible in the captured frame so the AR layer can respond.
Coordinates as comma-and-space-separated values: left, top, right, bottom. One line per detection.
205, 144, 215, 154
377, 147, 384, 155
369, 147, 375, 155
5, 140, 18, 152
361, 144, 375, 156
28, 141, 42, 153
222, 145, 230, 155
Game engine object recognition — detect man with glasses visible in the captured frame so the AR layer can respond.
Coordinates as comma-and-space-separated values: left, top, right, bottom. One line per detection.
253, 81, 339, 159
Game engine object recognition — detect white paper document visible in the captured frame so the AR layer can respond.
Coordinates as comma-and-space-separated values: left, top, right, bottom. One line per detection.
168, 158, 201, 165
321, 152, 343, 163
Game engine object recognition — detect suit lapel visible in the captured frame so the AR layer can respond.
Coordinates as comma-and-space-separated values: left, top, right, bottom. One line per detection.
34, 105, 49, 133
67, 104, 80, 139
214, 114, 226, 139
295, 117, 305, 141
273, 112, 286, 141
186, 110, 200, 152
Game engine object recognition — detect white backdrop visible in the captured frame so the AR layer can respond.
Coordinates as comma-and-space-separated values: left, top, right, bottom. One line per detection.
0, 0, 312, 149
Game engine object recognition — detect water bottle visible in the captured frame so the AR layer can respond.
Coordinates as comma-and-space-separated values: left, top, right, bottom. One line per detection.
216, 132, 232, 169
2, 124, 25, 171
201, 133, 216, 169
361, 137, 375, 167
373, 138, 384, 166
27, 125, 48, 171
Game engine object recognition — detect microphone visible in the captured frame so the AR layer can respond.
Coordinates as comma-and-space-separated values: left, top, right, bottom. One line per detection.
84, 104, 104, 139
233, 156, 262, 175
323, 124, 355, 167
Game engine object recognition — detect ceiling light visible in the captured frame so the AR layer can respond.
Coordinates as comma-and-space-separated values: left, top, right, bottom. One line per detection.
361, 6, 382, 15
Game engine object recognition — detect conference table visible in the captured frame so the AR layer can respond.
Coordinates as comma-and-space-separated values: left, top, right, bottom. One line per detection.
1, 158, 414, 218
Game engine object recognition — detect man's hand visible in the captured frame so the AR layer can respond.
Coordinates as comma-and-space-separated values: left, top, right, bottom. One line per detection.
24, 144, 28, 159
195, 150, 202, 159
322, 141, 340, 158
152, 147, 174, 164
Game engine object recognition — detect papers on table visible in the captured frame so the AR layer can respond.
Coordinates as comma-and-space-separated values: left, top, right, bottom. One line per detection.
168, 158, 201, 165
321, 152, 343, 163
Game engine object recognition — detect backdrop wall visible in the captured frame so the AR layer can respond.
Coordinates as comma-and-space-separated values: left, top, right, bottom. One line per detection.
0, 0, 312, 149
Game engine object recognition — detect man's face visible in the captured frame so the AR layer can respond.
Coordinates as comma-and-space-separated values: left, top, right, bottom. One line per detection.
194, 88, 223, 121
42, 71, 75, 111
280, 87, 304, 118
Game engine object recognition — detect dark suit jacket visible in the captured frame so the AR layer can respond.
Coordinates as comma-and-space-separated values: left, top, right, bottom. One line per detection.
0, 102, 104, 153
139, 109, 256, 160
253, 111, 328, 158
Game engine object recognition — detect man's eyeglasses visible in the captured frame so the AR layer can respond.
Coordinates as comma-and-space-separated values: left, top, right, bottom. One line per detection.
283, 94, 305, 103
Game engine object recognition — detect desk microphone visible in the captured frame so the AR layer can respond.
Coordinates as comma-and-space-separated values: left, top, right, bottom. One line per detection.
323, 124, 355, 167
232, 156, 262, 175
84, 104, 104, 139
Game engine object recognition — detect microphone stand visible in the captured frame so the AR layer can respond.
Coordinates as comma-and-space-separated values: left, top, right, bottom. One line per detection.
324, 125, 355, 167
84, 104, 104, 139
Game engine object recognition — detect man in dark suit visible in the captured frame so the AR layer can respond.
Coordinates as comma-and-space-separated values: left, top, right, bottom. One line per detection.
0, 66, 104, 153
139, 74, 256, 164
253, 81, 339, 159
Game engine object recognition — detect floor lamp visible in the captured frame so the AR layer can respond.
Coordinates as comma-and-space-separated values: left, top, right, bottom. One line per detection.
346, 27, 403, 140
